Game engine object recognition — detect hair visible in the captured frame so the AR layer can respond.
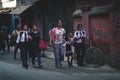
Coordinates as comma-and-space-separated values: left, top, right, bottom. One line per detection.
16, 24, 21, 29
77, 24, 82, 30
21, 24, 28, 30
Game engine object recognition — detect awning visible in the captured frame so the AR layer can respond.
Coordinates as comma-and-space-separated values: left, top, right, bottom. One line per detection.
9, 5, 32, 14
0, 8, 11, 14
72, 9, 82, 18
89, 5, 112, 15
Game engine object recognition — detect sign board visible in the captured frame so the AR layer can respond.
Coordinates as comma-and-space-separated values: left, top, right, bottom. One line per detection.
1, 0, 16, 8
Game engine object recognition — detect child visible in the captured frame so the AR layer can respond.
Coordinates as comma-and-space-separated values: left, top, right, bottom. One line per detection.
65, 32, 74, 67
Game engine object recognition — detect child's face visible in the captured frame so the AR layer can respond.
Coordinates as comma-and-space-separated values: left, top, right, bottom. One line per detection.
68, 36, 71, 40
69, 33, 73, 37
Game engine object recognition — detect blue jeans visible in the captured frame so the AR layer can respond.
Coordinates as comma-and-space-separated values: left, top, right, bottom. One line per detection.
53, 43, 64, 66
31, 47, 41, 66
30, 44, 41, 65
36, 51, 41, 66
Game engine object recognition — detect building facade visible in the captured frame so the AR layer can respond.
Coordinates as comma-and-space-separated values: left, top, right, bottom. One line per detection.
73, 0, 120, 68
13, 0, 75, 42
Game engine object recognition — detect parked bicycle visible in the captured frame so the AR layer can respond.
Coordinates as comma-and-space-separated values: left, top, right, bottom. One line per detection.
84, 40, 104, 68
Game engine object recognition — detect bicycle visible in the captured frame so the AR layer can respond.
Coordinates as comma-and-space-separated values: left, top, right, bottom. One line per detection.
84, 40, 104, 68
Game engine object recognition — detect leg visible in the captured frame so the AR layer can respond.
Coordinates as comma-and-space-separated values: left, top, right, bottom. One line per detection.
27, 42, 32, 59
31, 48, 35, 65
59, 44, 65, 66
70, 56, 73, 66
79, 43, 85, 65
6, 38, 10, 52
36, 50, 42, 67
75, 44, 81, 66
18, 44, 22, 60
14, 44, 18, 59
54, 44, 60, 67
68, 56, 71, 67
21, 44, 28, 69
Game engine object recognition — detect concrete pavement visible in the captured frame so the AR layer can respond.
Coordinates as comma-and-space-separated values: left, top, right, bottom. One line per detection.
0, 47, 120, 80
0, 60, 120, 80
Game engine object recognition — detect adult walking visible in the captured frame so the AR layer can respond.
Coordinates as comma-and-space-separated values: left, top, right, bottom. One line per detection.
11, 24, 21, 59
16, 25, 29, 69
73, 24, 86, 67
29, 24, 43, 68
49, 20, 66, 67
0, 26, 9, 51
0, 30, 5, 53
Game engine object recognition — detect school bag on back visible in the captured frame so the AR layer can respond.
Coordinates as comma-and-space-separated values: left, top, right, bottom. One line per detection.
49, 27, 57, 42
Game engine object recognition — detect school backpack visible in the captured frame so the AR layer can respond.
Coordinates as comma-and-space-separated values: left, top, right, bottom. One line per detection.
49, 27, 57, 41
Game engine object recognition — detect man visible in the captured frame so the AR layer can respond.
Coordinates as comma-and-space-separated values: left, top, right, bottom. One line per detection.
49, 20, 66, 67
73, 24, 86, 67
16, 25, 30, 69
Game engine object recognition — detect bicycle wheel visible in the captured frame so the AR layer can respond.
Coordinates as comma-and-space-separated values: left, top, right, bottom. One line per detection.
84, 47, 103, 67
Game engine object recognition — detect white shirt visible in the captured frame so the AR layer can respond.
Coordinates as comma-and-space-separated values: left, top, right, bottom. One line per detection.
73, 30, 86, 43
16, 30, 29, 43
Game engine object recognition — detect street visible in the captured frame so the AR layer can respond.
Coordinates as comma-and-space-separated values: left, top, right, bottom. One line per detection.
0, 49, 120, 80
0, 1, 120, 79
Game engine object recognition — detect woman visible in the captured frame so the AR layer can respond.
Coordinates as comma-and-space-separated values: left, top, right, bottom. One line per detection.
12, 24, 21, 59
30, 24, 43, 68
49, 20, 66, 67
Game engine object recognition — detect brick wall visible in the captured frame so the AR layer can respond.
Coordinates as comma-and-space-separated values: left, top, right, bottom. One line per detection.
73, 18, 82, 32
89, 15, 112, 64
110, 12, 120, 69
73, 0, 120, 68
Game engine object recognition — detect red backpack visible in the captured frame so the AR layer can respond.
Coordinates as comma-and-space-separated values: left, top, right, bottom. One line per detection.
39, 38, 47, 50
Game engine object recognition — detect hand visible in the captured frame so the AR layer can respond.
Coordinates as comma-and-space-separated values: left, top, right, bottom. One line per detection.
62, 39, 65, 44
28, 35, 32, 40
74, 37, 83, 41
49, 42, 52, 46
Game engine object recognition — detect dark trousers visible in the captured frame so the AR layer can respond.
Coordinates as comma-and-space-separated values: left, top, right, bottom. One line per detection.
27, 42, 33, 58
75, 43, 85, 66
0, 38, 5, 51
14, 44, 21, 59
31, 43, 41, 66
19, 43, 28, 66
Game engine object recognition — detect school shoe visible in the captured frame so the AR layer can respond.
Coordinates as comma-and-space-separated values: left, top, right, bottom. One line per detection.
22, 64, 28, 69
78, 64, 84, 67
68, 63, 73, 67
59, 63, 62, 67
32, 61, 35, 66
25, 64, 28, 69
38, 65, 43, 68
32, 63, 35, 67
55, 65, 59, 68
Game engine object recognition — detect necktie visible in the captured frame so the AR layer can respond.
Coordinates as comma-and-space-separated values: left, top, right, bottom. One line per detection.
80, 31, 83, 36
25, 32, 27, 43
